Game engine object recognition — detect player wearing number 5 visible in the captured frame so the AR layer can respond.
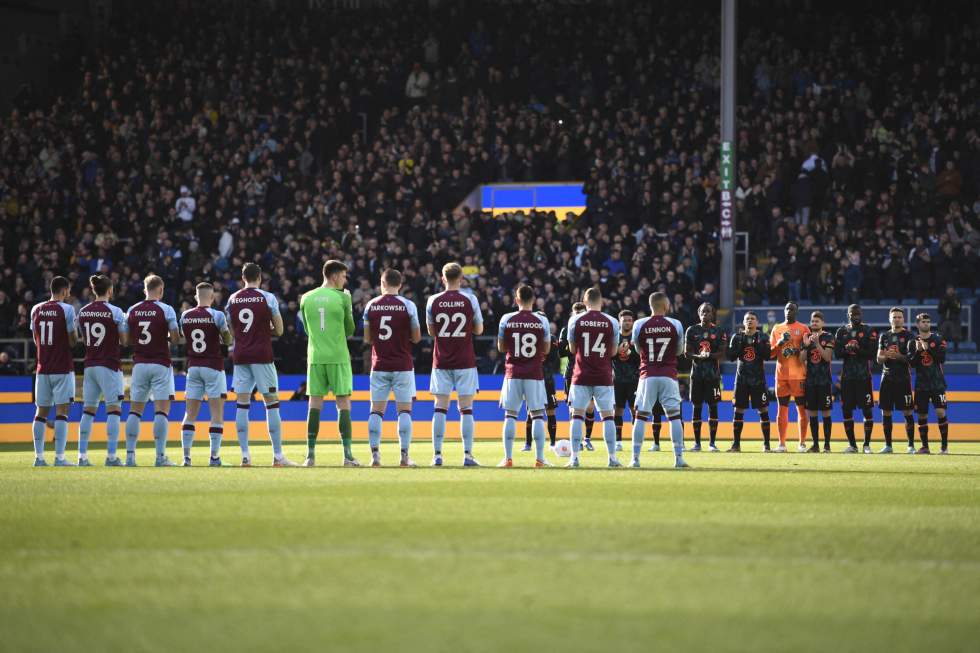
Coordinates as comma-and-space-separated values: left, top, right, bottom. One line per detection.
77, 274, 129, 466
124, 275, 180, 466
179, 283, 233, 466
226, 263, 296, 467
426, 262, 484, 467
908, 314, 949, 454
300, 260, 357, 467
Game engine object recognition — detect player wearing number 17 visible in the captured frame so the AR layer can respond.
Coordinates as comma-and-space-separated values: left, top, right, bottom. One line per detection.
226, 263, 296, 467
630, 292, 688, 469
300, 259, 358, 467
124, 275, 180, 466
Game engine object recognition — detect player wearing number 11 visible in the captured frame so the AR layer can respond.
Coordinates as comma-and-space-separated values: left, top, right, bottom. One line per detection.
300, 259, 357, 467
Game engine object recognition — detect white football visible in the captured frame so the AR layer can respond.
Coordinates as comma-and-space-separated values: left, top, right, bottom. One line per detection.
554, 439, 572, 457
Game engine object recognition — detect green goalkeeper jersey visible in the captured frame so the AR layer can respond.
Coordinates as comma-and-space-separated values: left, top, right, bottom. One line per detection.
300, 286, 355, 365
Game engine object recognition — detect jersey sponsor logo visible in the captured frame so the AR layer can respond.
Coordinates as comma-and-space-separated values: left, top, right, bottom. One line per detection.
809, 348, 822, 363
847, 339, 858, 350
699, 340, 712, 354
743, 346, 756, 362
921, 351, 933, 366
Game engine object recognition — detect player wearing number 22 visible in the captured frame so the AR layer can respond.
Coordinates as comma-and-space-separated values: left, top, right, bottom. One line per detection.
77, 274, 128, 466
426, 262, 484, 467
565, 286, 622, 468
630, 291, 688, 469
124, 274, 180, 466
496, 284, 552, 468
226, 263, 296, 467
179, 282, 233, 466
29, 276, 78, 466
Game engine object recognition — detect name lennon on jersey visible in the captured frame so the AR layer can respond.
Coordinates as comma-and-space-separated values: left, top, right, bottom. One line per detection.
643, 324, 675, 335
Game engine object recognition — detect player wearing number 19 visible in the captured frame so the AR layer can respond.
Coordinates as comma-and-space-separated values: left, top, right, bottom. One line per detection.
300, 259, 357, 467
226, 263, 296, 467
496, 284, 552, 468
180, 282, 233, 466
362, 268, 422, 467
125, 274, 180, 466
29, 276, 78, 466
76, 274, 128, 466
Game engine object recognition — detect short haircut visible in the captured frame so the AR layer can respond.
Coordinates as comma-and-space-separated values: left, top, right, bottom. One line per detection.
50, 276, 70, 296
516, 284, 534, 303
744, 311, 758, 320
915, 313, 931, 321
572, 302, 586, 313
196, 282, 214, 294
698, 302, 713, 313
381, 268, 402, 287
442, 262, 463, 282
242, 263, 262, 282
649, 291, 668, 310
810, 310, 824, 321
889, 306, 903, 315
618, 309, 635, 319
89, 275, 111, 297
848, 303, 860, 312
583, 287, 602, 305
144, 274, 164, 292
322, 259, 348, 279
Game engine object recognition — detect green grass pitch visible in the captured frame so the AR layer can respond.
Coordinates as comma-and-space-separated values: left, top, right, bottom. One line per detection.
1, 440, 978, 652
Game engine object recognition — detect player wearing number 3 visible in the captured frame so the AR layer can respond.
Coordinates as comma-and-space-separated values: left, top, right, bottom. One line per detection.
227, 263, 296, 467
124, 275, 180, 466
180, 282, 232, 466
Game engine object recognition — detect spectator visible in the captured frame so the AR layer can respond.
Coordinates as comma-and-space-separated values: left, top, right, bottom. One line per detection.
938, 286, 962, 345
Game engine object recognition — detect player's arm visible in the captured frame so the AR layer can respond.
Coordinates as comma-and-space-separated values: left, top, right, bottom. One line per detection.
684, 326, 697, 358
833, 327, 848, 358
344, 293, 355, 337
408, 300, 422, 344
557, 327, 570, 358
362, 305, 373, 346
215, 311, 232, 345
116, 308, 130, 347
817, 335, 833, 362
726, 333, 740, 361
425, 296, 437, 337
165, 306, 180, 344
540, 318, 551, 356
876, 333, 889, 364
710, 331, 727, 361
470, 294, 484, 336
496, 314, 508, 353
933, 337, 947, 364
758, 337, 771, 360
566, 317, 577, 355
65, 306, 79, 347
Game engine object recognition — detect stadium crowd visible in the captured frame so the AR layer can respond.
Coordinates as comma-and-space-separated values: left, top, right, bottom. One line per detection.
1, 0, 979, 373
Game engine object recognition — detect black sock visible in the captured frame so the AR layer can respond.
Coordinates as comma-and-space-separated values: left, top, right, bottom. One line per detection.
939, 416, 948, 450
760, 415, 771, 448
809, 415, 820, 446
708, 404, 719, 446
882, 414, 893, 446
614, 414, 623, 442
524, 414, 533, 447
547, 414, 557, 446
862, 409, 873, 447
733, 413, 744, 447
904, 414, 915, 447
585, 411, 594, 439
918, 416, 929, 448
692, 403, 703, 446
652, 413, 662, 445
823, 416, 832, 447
843, 417, 856, 447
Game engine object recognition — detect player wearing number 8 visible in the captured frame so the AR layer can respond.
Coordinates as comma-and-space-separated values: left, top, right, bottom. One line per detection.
77, 274, 128, 465
125, 275, 180, 466
300, 260, 357, 466
180, 283, 233, 466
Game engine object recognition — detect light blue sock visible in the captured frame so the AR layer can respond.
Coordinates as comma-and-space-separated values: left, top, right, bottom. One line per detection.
368, 412, 383, 450
209, 423, 222, 458
671, 418, 685, 458
79, 410, 95, 455
54, 415, 68, 458
32, 417, 46, 459
181, 422, 195, 456
461, 411, 475, 454
397, 411, 412, 452
570, 416, 584, 457
503, 416, 516, 459
602, 416, 617, 457
153, 412, 168, 458
266, 403, 282, 456
236, 404, 250, 456
632, 417, 647, 457
106, 411, 121, 457
125, 413, 141, 453
432, 409, 446, 454
532, 416, 546, 460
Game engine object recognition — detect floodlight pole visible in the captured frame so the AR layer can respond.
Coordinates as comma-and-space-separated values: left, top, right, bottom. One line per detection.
719, 0, 737, 309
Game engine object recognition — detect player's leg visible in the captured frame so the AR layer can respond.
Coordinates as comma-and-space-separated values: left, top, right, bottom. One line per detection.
523, 411, 533, 451
256, 363, 290, 465
663, 381, 688, 468
498, 378, 520, 466
567, 385, 588, 466
78, 368, 101, 465
32, 378, 52, 464
42, 373, 75, 465
879, 379, 894, 452
650, 401, 663, 450
126, 364, 151, 465
369, 399, 389, 466
457, 368, 479, 465
525, 380, 548, 465
595, 386, 619, 465
861, 379, 874, 452
336, 393, 357, 465
756, 386, 772, 452
795, 385, 808, 449
915, 390, 930, 453
305, 394, 325, 466
182, 398, 201, 465
207, 394, 225, 464
841, 381, 858, 452
584, 401, 595, 449
936, 394, 949, 453
430, 369, 451, 465
708, 383, 721, 450
690, 379, 704, 451
233, 365, 256, 464
776, 391, 790, 451
731, 380, 748, 452
151, 396, 173, 466
393, 371, 416, 466
804, 383, 820, 451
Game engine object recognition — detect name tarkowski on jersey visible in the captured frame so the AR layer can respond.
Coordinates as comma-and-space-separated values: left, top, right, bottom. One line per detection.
367, 304, 409, 312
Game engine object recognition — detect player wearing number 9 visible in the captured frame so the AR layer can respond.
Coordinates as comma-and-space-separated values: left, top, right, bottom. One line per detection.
125, 274, 181, 466
77, 274, 129, 465
179, 282, 233, 466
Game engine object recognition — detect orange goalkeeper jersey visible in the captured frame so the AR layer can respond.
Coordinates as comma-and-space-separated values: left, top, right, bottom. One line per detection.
770, 321, 810, 380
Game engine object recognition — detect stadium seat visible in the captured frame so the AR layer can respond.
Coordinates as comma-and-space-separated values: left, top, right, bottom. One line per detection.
959, 341, 978, 353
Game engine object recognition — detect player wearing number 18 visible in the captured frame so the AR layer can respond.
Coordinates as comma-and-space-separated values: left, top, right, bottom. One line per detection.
226, 263, 295, 467
496, 284, 552, 468
77, 274, 128, 466
362, 268, 423, 467
124, 275, 180, 466
179, 283, 233, 466
300, 259, 357, 467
